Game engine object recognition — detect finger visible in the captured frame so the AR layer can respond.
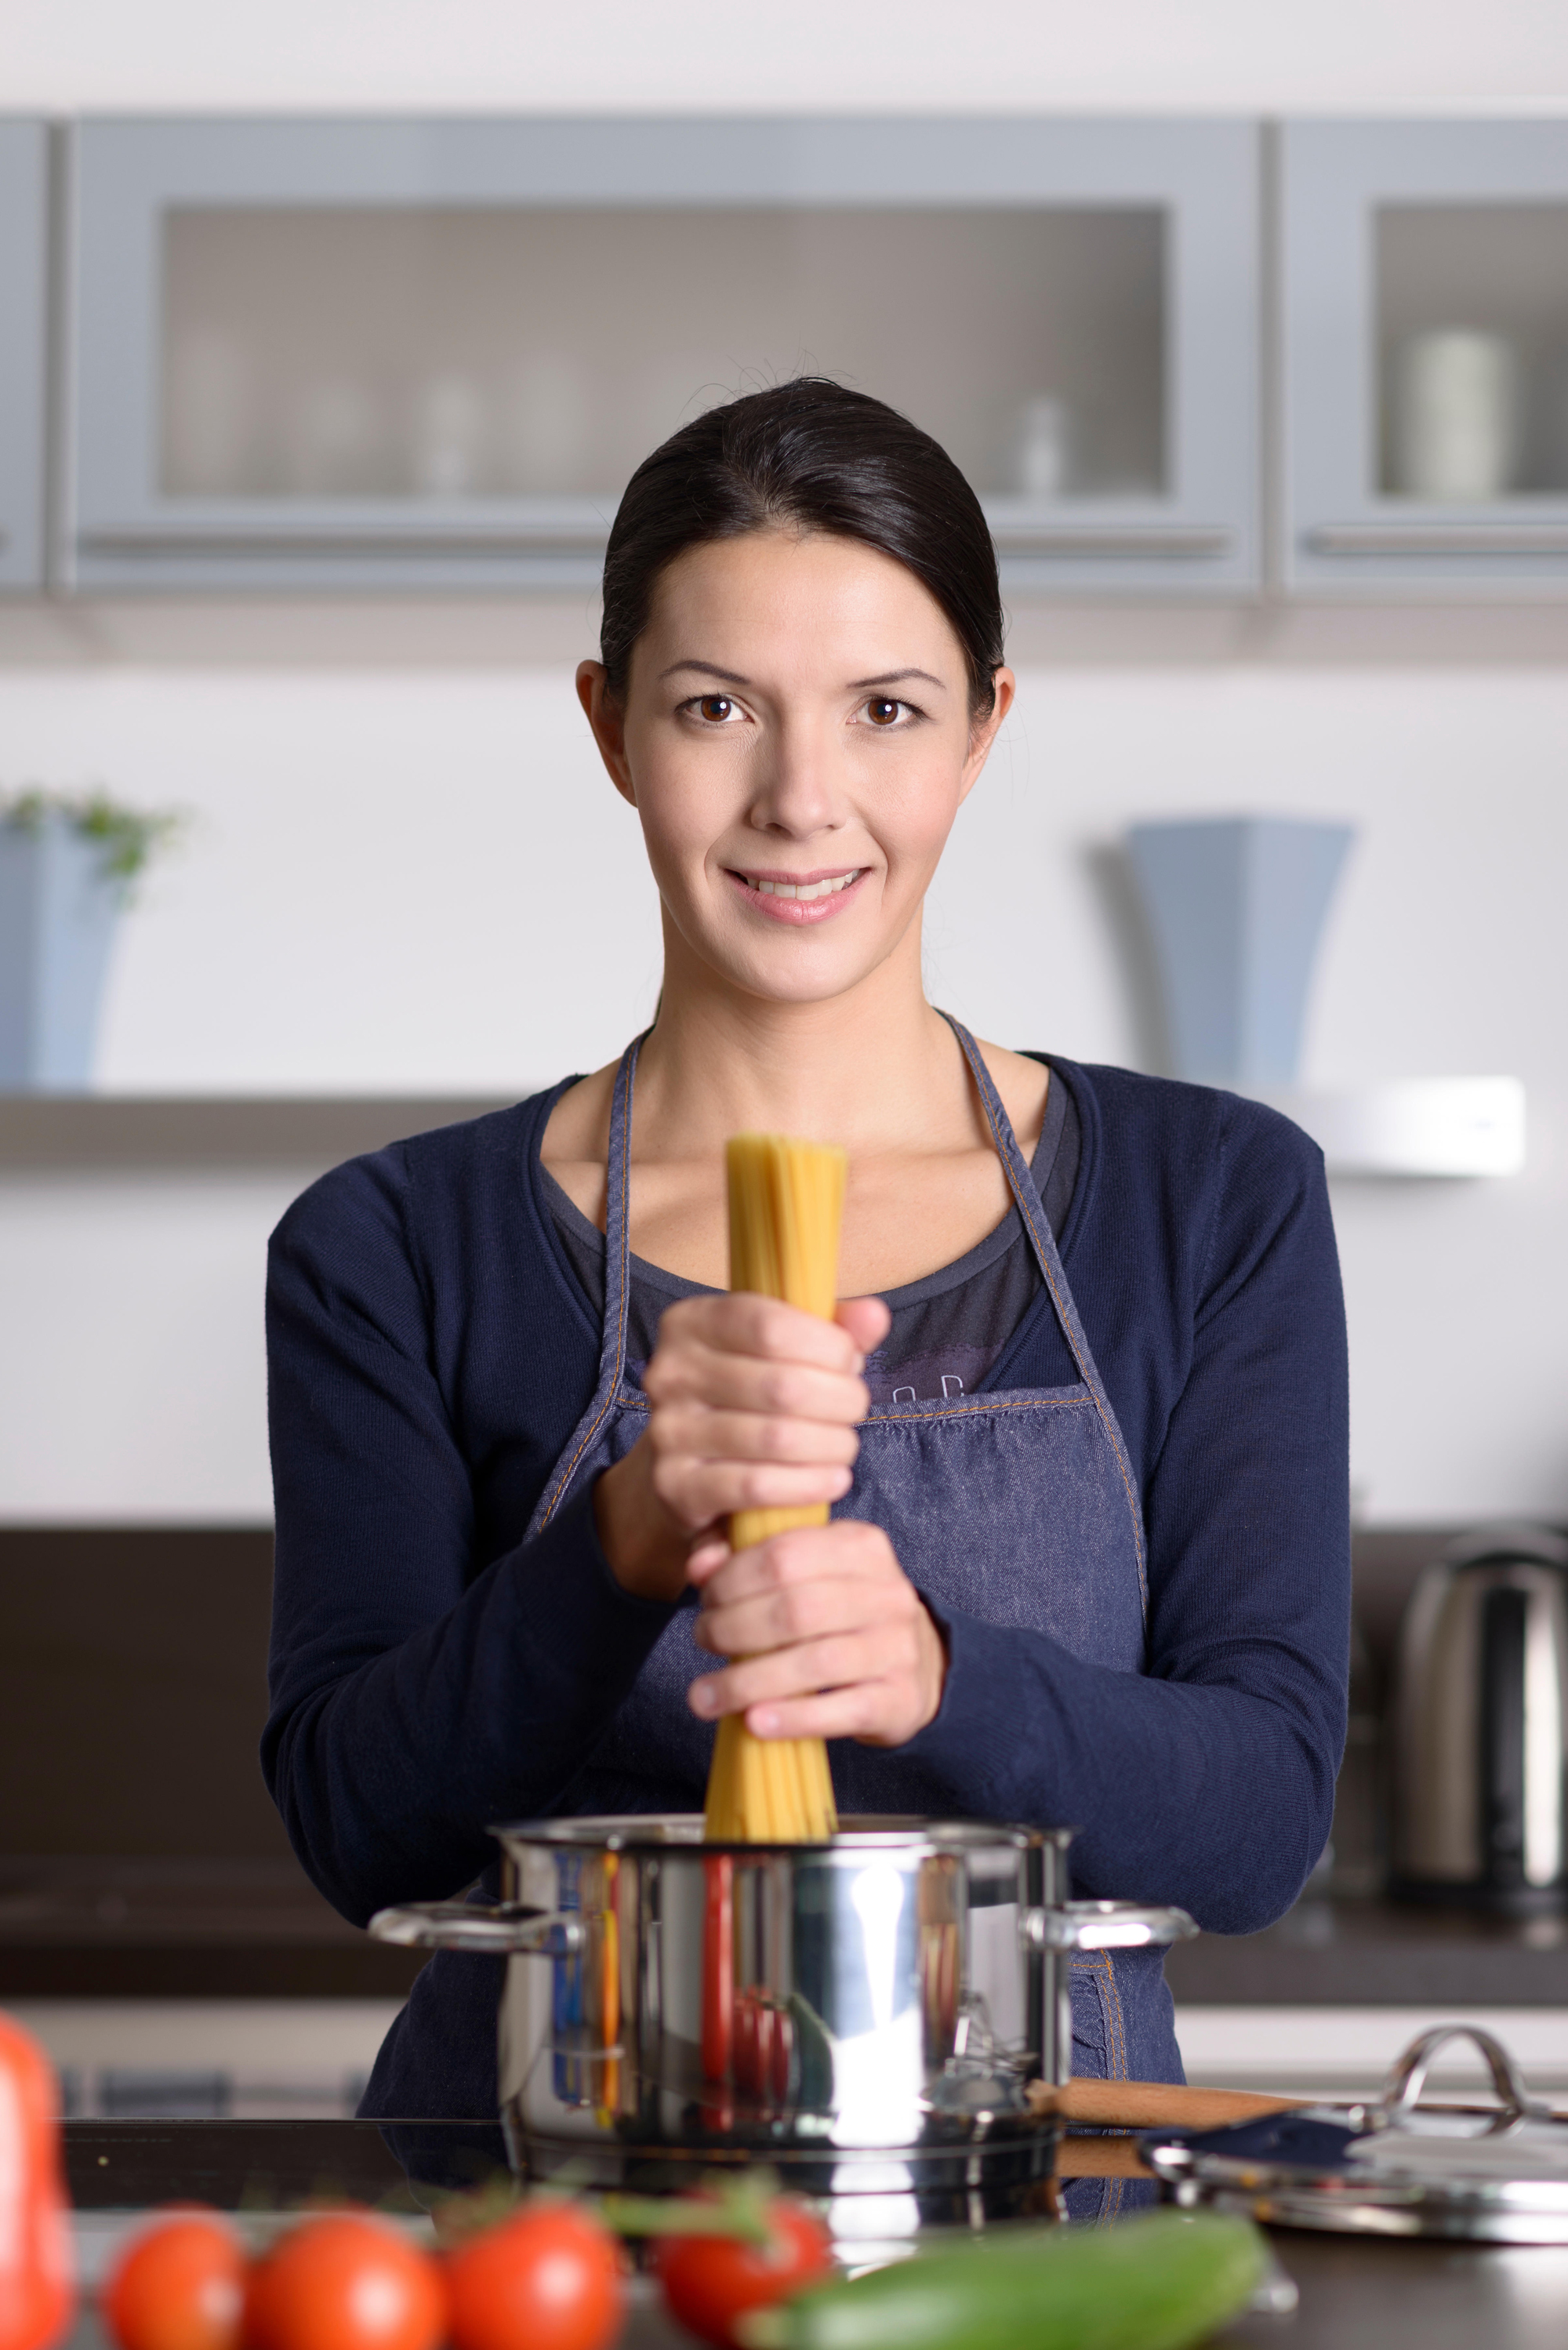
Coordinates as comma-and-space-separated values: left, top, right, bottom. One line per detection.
698, 1517, 896, 1608
691, 1631, 898, 1716
744, 1687, 910, 1742
684, 1535, 731, 1585
653, 1458, 853, 1530
837, 1294, 891, 1352
652, 1404, 861, 1469
647, 1348, 870, 1427
662, 1292, 864, 1373
694, 1574, 885, 1658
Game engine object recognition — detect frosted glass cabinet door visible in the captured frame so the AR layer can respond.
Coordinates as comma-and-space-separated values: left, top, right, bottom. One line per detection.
66, 117, 1260, 594
0, 121, 49, 594
1283, 120, 1568, 594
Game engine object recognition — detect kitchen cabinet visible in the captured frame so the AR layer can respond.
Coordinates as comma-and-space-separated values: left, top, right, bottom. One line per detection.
0, 121, 50, 593
1282, 119, 1568, 594
64, 115, 1261, 595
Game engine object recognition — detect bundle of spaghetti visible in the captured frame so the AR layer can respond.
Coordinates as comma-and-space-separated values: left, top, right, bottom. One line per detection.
702, 1132, 848, 1843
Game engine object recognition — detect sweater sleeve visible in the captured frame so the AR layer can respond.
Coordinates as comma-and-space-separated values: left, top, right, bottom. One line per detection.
261, 1148, 677, 1927
901, 1095, 1350, 1936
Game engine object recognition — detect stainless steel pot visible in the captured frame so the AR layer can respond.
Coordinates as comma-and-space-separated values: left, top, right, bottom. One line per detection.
1391, 1525, 1568, 1911
372, 1814, 1195, 2236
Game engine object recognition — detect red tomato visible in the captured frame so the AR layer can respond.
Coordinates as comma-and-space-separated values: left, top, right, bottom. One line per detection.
102, 2214, 245, 2350
445, 2204, 622, 2350
242, 2216, 445, 2350
655, 2203, 832, 2350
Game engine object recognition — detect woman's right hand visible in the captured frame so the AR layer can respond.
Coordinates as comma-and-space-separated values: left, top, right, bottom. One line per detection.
592, 1292, 888, 1603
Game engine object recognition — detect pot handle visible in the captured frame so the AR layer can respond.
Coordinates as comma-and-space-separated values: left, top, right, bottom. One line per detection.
1024, 1898, 1198, 1952
368, 1901, 586, 1956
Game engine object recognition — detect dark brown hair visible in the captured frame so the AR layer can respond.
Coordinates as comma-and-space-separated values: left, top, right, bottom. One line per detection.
600, 379, 1004, 716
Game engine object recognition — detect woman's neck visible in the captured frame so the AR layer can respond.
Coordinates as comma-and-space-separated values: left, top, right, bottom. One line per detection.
632, 909, 967, 1160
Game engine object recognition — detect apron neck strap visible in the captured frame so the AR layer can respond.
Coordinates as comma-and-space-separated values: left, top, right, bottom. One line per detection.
939, 1011, 1112, 1407
599, 1028, 648, 1392
939, 1012, 1054, 1257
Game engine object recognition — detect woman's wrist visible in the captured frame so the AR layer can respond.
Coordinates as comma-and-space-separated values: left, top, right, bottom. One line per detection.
913, 1594, 950, 1734
593, 1444, 693, 1604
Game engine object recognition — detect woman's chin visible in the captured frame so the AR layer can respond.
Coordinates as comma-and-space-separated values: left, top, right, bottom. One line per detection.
711, 935, 893, 1010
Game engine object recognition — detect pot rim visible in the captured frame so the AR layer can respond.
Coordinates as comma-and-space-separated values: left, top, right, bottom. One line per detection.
485, 1811, 1076, 1857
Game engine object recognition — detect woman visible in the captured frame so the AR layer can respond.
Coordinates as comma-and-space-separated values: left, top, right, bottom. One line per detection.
263, 380, 1350, 2166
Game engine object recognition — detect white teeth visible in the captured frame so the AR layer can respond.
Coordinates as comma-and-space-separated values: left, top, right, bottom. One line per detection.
749, 870, 862, 900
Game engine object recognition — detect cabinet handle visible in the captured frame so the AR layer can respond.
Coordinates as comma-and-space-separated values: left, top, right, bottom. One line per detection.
1307, 521, 1568, 558
989, 522, 1232, 558
78, 521, 1235, 563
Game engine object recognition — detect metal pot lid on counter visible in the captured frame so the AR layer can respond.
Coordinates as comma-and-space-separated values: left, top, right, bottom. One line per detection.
1143, 2025, 1568, 2243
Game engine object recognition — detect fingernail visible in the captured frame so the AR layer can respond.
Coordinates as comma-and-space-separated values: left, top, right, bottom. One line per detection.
752, 1709, 778, 1736
690, 1682, 717, 1716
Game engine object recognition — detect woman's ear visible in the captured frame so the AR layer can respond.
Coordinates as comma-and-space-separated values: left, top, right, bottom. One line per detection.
956, 666, 1017, 805
575, 660, 637, 807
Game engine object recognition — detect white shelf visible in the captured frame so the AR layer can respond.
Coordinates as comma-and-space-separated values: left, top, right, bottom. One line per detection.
1253, 1078, 1526, 1178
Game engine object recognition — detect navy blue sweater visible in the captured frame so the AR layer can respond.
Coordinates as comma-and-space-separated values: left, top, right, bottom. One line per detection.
263, 1059, 1350, 1945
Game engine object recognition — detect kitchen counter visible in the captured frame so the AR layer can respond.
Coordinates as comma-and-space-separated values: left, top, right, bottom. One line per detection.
0, 1861, 423, 1999
58, 2119, 1568, 2350
1167, 1893, 1568, 2009
12, 1868, 1566, 2010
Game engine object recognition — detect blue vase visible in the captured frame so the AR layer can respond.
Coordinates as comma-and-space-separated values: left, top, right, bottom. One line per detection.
0, 812, 124, 1090
1126, 817, 1355, 1089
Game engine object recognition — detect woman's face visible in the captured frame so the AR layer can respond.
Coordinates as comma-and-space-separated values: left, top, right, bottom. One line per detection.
577, 530, 1014, 1009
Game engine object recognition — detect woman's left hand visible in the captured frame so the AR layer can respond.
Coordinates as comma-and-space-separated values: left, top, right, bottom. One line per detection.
686, 1518, 947, 1748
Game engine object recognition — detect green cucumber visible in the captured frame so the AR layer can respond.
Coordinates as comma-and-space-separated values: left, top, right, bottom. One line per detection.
739, 2209, 1268, 2350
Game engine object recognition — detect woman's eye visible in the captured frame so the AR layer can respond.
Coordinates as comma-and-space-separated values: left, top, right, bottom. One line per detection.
695, 694, 737, 723
862, 697, 911, 728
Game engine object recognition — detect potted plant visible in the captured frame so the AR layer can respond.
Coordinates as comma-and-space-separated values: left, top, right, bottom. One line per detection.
0, 789, 181, 1091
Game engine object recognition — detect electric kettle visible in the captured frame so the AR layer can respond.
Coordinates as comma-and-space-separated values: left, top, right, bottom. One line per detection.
1391, 1524, 1568, 1909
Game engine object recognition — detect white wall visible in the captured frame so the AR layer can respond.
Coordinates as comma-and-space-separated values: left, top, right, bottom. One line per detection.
6, 0, 1568, 112
2, 0, 1566, 1528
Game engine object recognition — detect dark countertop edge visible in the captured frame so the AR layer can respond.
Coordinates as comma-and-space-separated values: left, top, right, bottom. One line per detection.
0, 1951, 424, 1997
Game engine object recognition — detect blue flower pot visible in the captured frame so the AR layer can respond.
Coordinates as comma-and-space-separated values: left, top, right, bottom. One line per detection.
0, 812, 124, 1090
1126, 817, 1355, 1090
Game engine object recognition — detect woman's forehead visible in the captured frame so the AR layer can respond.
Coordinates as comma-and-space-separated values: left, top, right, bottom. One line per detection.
637, 531, 966, 681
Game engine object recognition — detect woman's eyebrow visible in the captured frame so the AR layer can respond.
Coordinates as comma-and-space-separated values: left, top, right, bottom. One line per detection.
847, 667, 946, 692
658, 659, 751, 685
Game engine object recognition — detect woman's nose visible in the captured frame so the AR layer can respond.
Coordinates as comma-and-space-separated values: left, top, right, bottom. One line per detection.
746, 717, 845, 837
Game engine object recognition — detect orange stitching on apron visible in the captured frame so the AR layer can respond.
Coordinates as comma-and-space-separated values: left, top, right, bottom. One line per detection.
1098, 1952, 1133, 2221
865, 1397, 1094, 1426
948, 1020, 1149, 1616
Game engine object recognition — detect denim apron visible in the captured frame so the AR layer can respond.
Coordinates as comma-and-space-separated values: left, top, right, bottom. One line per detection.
366, 1019, 1181, 2214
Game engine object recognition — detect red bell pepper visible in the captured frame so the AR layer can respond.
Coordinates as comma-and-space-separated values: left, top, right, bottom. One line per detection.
0, 2012, 74, 2350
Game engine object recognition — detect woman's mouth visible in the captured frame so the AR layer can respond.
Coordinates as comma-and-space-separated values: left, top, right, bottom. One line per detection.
726, 867, 869, 925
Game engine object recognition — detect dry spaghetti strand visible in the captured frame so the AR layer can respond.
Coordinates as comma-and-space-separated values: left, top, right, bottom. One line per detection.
702, 1133, 847, 1843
